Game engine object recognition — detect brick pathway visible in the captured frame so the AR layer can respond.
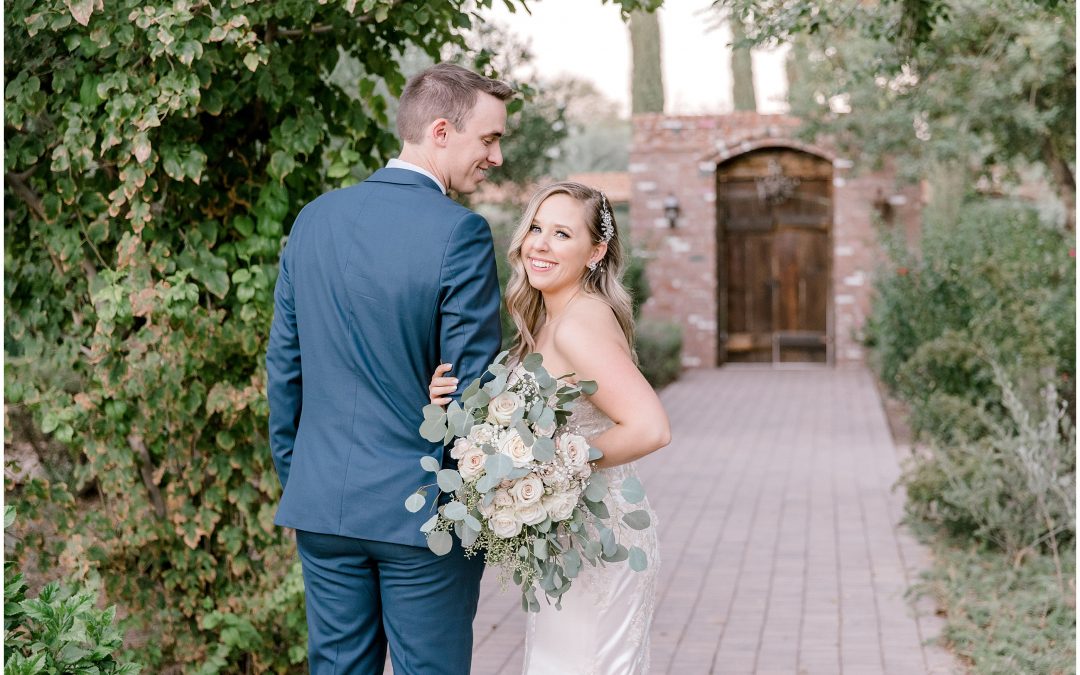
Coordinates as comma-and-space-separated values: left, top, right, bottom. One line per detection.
467, 367, 960, 675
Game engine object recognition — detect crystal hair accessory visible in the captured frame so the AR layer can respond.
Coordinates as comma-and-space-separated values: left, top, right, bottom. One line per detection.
598, 194, 614, 243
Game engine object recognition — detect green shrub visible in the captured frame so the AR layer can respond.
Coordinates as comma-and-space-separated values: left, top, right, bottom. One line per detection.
4, 507, 141, 675
903, 367, 1075, 560
636, 320, 682, 388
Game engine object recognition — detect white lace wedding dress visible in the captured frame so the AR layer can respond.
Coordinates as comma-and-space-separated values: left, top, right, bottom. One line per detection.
521, 398, 660, 675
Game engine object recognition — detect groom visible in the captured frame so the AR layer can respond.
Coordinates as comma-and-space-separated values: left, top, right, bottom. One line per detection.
266, 63, 511, 674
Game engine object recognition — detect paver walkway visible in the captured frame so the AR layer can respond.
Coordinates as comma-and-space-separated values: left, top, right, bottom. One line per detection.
467, 367, 960, 674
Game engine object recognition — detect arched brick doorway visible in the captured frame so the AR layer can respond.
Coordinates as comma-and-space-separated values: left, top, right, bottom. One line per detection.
716, 148, 833, 364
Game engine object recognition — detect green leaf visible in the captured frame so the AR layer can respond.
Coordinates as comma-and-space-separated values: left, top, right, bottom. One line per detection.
419, 418, 447, 442
5, 506, 15, 529
419, 514, 439, 533
443, 500, 467, 520
484, 452, 513, 480
623, 509, 652, 530
533, 537, 548, 560
588, 446, 603, 461
584, 474, 609, 502
532, 437, 555, 462
578, 380, 598, 395
427, 531, 452, 556
422, 403, 446, 421
514, 420, 534, 446
464, 513, 482, 531
436, 469, 463, 492
628, 546, 648, 572
405, 493, 425, 513
420, 455, 440, 472
585, 499, 609, 519
620, 476, 646, 504
601, 544, 629, 563
522, 352, 543, 371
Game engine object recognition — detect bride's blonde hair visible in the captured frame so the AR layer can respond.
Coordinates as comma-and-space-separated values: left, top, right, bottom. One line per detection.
505, 181, 635, 360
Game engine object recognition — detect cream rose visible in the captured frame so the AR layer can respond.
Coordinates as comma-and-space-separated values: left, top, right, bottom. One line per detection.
457, 447, 487, 480
509, 475, 544, 507
558, 433, 591, 469
516, 501, 548, 526
493, 489, 514, 508
487, 391, 524, 426
489, 509, 523, 539
542, 492, 577, 522
450, 437, 473, 460
477, 497, 497, 518
533, 419, 557, 438
499, 429, 534, 467
467, 423, 498, 447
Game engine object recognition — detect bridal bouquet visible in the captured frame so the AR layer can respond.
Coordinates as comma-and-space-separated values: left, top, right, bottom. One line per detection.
405, 351, 651, 611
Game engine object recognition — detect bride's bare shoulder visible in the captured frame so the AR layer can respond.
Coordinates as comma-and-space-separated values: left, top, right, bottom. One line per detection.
552, 295, 627, 353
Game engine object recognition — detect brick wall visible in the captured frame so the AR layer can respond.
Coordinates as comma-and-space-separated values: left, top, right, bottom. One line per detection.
629, 113, 920, 368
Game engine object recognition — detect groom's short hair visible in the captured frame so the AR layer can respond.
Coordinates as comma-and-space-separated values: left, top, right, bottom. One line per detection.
397, 63, 514, 144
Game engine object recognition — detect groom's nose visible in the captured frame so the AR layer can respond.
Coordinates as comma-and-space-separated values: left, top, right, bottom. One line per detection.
488, 142, 503, 167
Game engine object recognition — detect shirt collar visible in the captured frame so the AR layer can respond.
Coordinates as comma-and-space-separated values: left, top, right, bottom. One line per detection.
386, 158, 446, 195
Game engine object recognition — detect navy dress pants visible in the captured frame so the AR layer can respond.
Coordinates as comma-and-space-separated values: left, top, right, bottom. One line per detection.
296, 530, 485, 675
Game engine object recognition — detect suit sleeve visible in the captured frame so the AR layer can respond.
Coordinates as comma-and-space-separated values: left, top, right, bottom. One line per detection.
266, 231, 302, 489
439, 212, 503, 399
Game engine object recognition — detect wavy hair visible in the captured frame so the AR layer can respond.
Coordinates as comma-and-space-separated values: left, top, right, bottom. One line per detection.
505, 181, 635, 360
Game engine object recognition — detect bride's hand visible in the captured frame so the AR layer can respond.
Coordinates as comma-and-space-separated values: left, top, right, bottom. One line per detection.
428, 363, 458, 406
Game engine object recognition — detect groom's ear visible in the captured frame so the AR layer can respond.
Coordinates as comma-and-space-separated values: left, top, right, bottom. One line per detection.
430, 118, 451, 147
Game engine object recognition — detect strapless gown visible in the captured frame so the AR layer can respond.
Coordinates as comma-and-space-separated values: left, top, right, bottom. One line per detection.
521, 399, 660, 674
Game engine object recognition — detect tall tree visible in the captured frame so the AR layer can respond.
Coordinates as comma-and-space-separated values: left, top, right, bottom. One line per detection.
715, 0, 1076, 226
630, 9, 665, 113
730, 18, 757, 111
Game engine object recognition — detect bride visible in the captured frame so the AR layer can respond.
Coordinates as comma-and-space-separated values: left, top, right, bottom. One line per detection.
429, 181, 671, 674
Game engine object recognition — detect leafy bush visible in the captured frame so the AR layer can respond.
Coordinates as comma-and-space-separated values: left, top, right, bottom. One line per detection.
903, 368, 1075, 560
4, 508, 141, 675
636, 320, 682, 388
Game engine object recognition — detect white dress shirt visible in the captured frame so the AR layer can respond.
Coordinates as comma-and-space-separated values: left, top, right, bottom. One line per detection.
386, 158, 446, 194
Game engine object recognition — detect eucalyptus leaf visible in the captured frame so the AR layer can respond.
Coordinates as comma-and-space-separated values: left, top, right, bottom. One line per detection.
599, 526, 617, 557
460, 377, 481, 404
628, 546, 648, 572
436, 469, 463, 493
584, 474, 609, 502
484, 452, 513, 480
507, 467, 532, 480
531, 437, 555, 462
623, 509, 652, 530
601, 544, 629, 563
427, 531, 453, 556
419, 418, 447, 443
404, 493, 425, 513
443, 501, 467, 521
419, 455, 440, 473
527, 401, 543, 423
578, 379, 598, 395
422, 404, 445, 421
419, 514, 439, 533
562, 549, 582, 578
533, 538, 548, 560
514, 420, 535, 446
464, 389, 491, 409
476, 473, 498, 494
522, 352, 543, 372
460, 524, 479, 548
585, 499, 609, 519
464, 514, 482, 531
620, 476, 646, 504
588, 445, 603, 461
482, 373, 507, 397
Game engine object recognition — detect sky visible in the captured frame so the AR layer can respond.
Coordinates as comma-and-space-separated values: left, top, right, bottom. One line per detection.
481, 0, 791, 117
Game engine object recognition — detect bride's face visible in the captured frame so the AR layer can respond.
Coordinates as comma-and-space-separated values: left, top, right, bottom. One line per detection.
521, 194, 603, 295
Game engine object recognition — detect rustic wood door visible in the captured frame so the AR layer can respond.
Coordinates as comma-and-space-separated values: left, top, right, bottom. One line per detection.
716, 149, 832, 364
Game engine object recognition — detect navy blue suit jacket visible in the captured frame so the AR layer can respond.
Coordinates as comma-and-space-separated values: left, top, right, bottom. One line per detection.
266, 168, 501, 547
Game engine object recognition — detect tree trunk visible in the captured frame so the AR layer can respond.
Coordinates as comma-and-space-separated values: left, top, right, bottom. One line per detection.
731, 18, 756, 112
1043, 136, 1076, 231
630, 10, 665, 114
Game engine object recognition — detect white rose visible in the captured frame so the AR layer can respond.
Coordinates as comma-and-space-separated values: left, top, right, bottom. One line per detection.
516, 501, 548, 526
558, 433, 590, 469
489, 509, 523, 539
499, 429, 535, 467
458, 447, 487, 481
509, 475, 544, 507
576, 461, 592, 480
450, 437, 473, 460
468, 423, 498, 447
542, 492, 577, 522
493, 489, 514, 508
487, 391, 524, 426
477, 497, 497, 518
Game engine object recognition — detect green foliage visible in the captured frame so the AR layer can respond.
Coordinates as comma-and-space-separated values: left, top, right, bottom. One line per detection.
5, 507, 141, 675
866, 198, 1074, 440
635, 320, 683, 388
624, 250, 651, 320
729, 18, 757, 111
3, 0, 655, 670
721, 0, 1076, 220
912, 539, 1075, 674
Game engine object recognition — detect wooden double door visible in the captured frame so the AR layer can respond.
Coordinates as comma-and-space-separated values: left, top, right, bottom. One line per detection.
717, 149, 833, 364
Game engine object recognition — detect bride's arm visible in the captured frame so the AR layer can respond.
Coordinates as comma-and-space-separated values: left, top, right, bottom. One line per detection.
553, 311, 670, 469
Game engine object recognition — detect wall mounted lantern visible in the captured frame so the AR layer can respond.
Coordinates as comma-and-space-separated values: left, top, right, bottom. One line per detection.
663, 194, 680, 228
